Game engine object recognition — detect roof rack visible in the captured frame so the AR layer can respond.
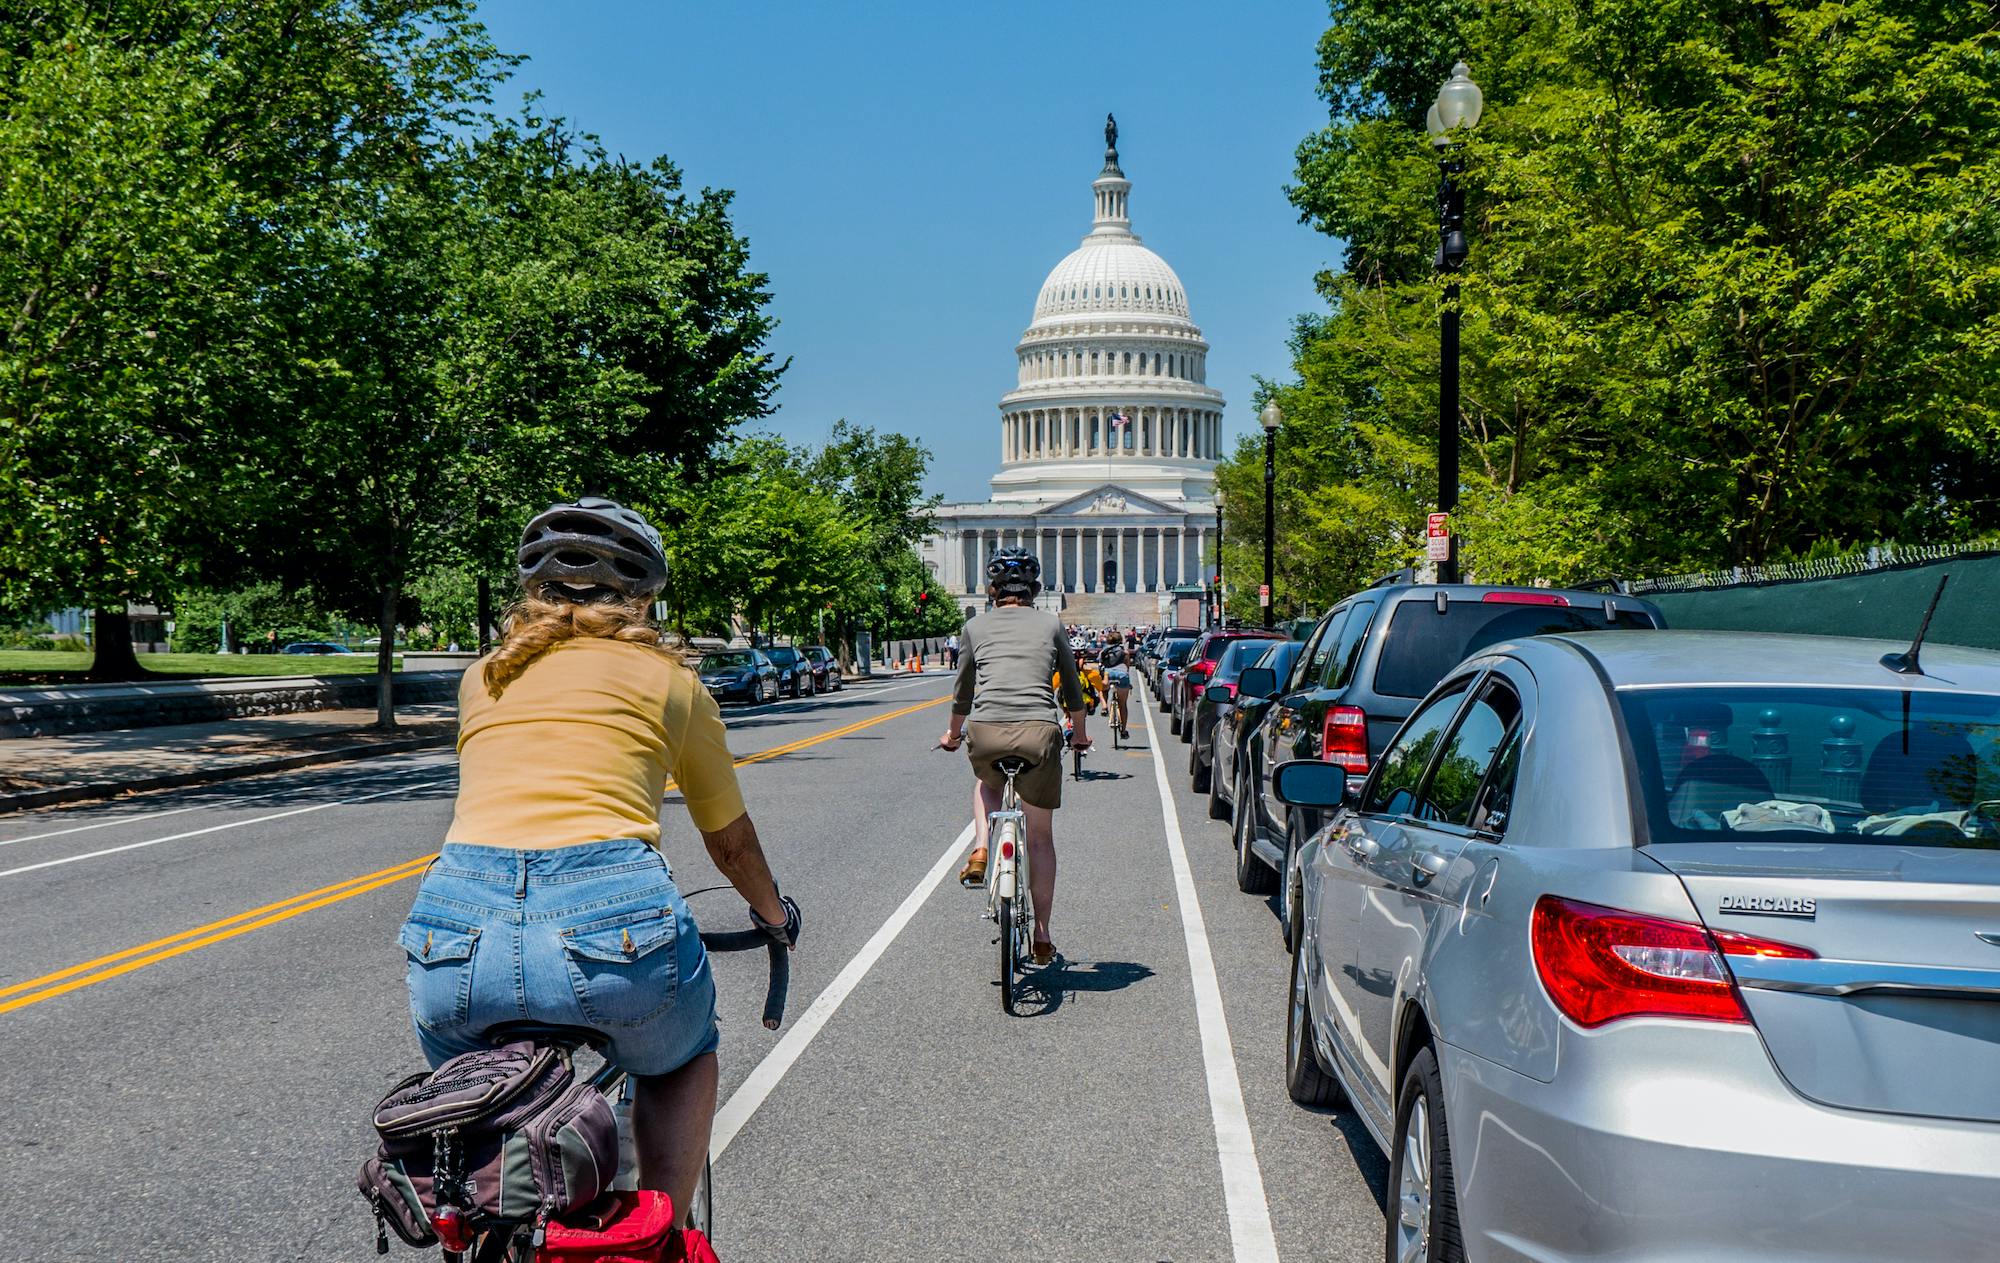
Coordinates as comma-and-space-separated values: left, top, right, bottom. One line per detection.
1564, 577, 1630, 594
1369, 568, 1420, 589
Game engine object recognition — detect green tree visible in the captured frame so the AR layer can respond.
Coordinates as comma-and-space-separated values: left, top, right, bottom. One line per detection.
1242, 0, 2000, 614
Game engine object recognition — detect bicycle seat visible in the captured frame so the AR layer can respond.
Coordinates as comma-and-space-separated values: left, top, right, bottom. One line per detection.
992, 755, 1033, 776
480, 1020, 605, 1051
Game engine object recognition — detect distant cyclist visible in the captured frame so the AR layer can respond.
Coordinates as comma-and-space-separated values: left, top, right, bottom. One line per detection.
397, 497, 798, 1248
1098, 634, 1132, 739
939, 548, 1088, 964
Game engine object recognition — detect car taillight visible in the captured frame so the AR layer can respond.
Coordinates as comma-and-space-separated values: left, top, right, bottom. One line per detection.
1531, 896, 1815, 1028
1482, 591, 1570, 606
1321, 705, 1368, 773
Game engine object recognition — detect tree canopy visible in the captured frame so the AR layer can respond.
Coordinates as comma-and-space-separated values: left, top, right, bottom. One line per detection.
1223, 0, 2000, 617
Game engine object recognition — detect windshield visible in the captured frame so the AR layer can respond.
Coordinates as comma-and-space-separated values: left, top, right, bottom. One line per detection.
702, 652, 754, 670
1620, 686, 2000, 849
1374, 598, 1656, 699
766, 648, 801, 665
1213, 638, 1284, 682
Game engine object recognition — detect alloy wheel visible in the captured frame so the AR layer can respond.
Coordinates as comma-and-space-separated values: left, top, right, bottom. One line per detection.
1395, 1097, 1432, 1263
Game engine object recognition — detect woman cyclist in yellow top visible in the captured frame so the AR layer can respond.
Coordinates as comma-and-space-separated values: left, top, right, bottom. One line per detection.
398, 498, 798, 1251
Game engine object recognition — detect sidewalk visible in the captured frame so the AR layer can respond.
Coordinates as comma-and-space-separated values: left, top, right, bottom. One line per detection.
0, 704, 456, 812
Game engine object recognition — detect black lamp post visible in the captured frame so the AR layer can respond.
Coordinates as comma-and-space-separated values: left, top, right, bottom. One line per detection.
1426, 61, 1482, 584
1211, 494, 1224, 625
1259, 401, 1282, 623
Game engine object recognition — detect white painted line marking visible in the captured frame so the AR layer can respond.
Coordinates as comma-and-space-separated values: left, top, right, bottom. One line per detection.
711, 820, 972, 1160
0, 779, 453, 879
0, 757, 453, 847
1139, 688, 1280, 1263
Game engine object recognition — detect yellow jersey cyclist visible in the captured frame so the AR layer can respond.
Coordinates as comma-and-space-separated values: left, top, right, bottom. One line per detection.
939, 547, 1089, 964
397, 497, 798, 1245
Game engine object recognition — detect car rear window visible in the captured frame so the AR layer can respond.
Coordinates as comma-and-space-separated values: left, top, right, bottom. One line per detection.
1163, 639, 1198, 665
1372, 599, 1656, 699
1620, 686, 2000, 848
1212, 637, 1283, 682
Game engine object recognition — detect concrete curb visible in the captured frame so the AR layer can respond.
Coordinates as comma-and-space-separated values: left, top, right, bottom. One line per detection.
0, 730, 455, 815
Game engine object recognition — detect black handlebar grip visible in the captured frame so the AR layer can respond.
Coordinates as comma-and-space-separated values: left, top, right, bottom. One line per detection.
761, 941, 790, 1030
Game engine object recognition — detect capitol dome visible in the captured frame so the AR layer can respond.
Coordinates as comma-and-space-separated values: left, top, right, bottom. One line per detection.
1033, 243, 1190, 321
919, 116, 1227, 625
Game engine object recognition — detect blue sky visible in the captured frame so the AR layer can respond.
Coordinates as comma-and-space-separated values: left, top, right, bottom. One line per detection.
474, 0, 1338, 503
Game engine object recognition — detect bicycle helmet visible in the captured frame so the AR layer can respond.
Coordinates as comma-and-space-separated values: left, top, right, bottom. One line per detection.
985, 546, 1042, 600
517, 496, 668, 602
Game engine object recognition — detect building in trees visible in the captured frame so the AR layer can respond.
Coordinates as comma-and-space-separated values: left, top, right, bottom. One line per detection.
921, 118, 1224, 625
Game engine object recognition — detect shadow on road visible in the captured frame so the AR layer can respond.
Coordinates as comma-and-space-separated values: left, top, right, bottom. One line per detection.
1002, 957, 1156, 1018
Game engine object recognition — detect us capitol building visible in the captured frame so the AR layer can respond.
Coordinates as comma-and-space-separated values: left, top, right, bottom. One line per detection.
920, 117, 1225, 626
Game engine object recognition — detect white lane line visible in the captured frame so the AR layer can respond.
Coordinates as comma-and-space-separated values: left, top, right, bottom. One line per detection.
0, 756, 453, 847
0, 778, 453, 879
1139, 690, 1281, 1263
711, 819, 972, 1160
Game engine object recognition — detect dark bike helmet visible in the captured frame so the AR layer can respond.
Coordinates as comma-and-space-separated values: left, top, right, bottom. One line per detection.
985, 546, 1042, 600
517, 496, 667, 602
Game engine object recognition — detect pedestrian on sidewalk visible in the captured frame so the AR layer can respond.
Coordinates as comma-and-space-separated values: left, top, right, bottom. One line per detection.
945, 632, 960, 669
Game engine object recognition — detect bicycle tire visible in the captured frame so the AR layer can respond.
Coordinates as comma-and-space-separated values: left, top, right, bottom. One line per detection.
691, 1156, 713, 1238
998, 893, 1018, 1013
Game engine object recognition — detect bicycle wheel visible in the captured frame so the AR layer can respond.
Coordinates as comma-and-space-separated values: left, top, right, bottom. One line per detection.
690, 1156, 713, 1237
998, 893, 1019, 1013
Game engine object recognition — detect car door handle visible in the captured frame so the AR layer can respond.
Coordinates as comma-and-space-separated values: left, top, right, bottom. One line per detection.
1345, 834, 1379, 861
1411, 850, 1449, 886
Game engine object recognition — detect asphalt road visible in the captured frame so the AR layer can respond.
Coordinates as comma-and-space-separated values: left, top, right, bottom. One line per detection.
0, 672, 1386, 1262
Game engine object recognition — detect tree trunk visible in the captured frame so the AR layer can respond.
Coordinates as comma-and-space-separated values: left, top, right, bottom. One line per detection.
86, 607, 150, 681
476, 573, 493, 655
374, 582, 399, 729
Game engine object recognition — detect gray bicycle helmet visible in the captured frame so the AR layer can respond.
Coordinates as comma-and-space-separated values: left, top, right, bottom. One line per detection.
517, 496, 667, 601
985, 546, 1042, 600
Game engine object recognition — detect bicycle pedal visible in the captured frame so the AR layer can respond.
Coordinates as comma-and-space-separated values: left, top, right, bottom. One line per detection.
980, 908, 997, 922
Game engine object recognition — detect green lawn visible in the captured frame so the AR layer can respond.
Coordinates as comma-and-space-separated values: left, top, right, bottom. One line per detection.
0, 651, 400, 677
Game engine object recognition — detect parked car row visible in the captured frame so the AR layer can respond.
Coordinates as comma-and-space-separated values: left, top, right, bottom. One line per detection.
695, 644, 844, 705
1166, 576, 2000, 1262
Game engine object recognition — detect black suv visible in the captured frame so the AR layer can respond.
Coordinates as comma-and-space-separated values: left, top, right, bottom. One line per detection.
1230, 580, 1663, 947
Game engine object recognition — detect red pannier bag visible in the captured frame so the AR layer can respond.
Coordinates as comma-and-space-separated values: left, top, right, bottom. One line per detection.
537, 1190, 673, 1263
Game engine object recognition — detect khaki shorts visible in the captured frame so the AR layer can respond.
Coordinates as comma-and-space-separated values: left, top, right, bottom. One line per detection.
965, 719, 1065, 810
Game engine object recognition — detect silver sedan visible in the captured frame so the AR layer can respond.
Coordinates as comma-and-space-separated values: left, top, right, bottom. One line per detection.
1275, 630, 2000, 1262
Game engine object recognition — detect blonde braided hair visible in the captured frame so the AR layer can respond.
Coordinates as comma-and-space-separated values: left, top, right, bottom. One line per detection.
483, 593, 681, 698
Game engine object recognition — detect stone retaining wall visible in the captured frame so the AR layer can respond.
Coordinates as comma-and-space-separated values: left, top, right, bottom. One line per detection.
0, 672, 461, 739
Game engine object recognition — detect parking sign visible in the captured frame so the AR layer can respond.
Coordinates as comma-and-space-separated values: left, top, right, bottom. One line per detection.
1426, 512, 1450, 562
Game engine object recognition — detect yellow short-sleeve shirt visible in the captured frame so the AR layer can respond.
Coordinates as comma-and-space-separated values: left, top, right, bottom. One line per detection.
446, 638, 746, 848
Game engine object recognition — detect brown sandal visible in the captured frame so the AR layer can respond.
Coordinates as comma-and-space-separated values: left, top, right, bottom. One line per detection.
958, 847, 988, 888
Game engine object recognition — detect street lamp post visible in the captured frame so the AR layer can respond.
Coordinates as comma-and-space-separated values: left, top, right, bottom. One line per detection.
1427, 61, 1482, 584
1211, 494, 1224, 626
1259, 401, 1282, 623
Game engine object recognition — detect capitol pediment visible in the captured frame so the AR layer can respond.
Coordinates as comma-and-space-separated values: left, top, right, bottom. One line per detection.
1038, 485, 1180, 518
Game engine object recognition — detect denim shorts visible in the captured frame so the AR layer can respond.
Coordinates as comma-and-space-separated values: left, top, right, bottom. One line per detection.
400, 838, 719, 1076
1106, 668, 1131, 688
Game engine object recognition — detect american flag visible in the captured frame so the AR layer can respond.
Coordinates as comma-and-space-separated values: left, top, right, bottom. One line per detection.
1109, 411, 1130, 430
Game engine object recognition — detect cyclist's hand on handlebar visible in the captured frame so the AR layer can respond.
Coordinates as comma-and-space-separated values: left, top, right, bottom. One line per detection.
751, 893, 801, 950
936, 730, 963, 751
1068, 732, 1093, 751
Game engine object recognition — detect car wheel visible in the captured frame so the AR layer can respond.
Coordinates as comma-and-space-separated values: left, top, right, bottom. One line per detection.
1169, 704, 1182, 735
1178, 705, 1193, 743
1206, 735, 1230, 821
1190, 731, 1211, 794
1385, 1046, 1465, 1263
1235, 768, 1277, 894
1285, 935, 1344, 1107
1280, 816, 1305, 952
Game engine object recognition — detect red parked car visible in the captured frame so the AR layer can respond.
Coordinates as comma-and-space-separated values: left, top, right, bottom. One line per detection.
1171, 628, 1284, 742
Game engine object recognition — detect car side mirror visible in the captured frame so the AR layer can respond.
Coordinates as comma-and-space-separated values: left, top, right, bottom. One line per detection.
1272, 759, 1350, 809
1237, 667, 1276, 700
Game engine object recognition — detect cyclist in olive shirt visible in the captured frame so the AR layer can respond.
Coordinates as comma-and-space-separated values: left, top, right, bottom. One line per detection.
938, 547, 1088, 964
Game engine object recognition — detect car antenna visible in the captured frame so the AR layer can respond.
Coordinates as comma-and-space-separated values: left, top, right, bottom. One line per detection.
1880, 574, 1949, 676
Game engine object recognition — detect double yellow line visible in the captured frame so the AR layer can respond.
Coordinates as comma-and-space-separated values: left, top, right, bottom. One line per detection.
1, 692, 948, 1017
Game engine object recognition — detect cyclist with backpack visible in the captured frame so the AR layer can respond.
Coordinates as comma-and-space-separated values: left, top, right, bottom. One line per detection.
1098, 633, 1132, 740
939, 548, 1089, 964
397, 497, 798, 1250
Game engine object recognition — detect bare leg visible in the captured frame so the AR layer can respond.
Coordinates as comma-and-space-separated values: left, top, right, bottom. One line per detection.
632, 1052, 718, 1228
971, 777, 1001, 853
1022, 801, 1057, 944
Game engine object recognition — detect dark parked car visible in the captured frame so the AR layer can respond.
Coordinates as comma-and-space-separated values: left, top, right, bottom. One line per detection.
1211, 639, 1302, 825
1191, 637, 1296, 803
280, 641, 354, 655
1173, 628, 1283, 740
1232, 581, 1662, 948
803, 645, 842, 692
698, 648, 779, 705
765, 645, 815, 698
